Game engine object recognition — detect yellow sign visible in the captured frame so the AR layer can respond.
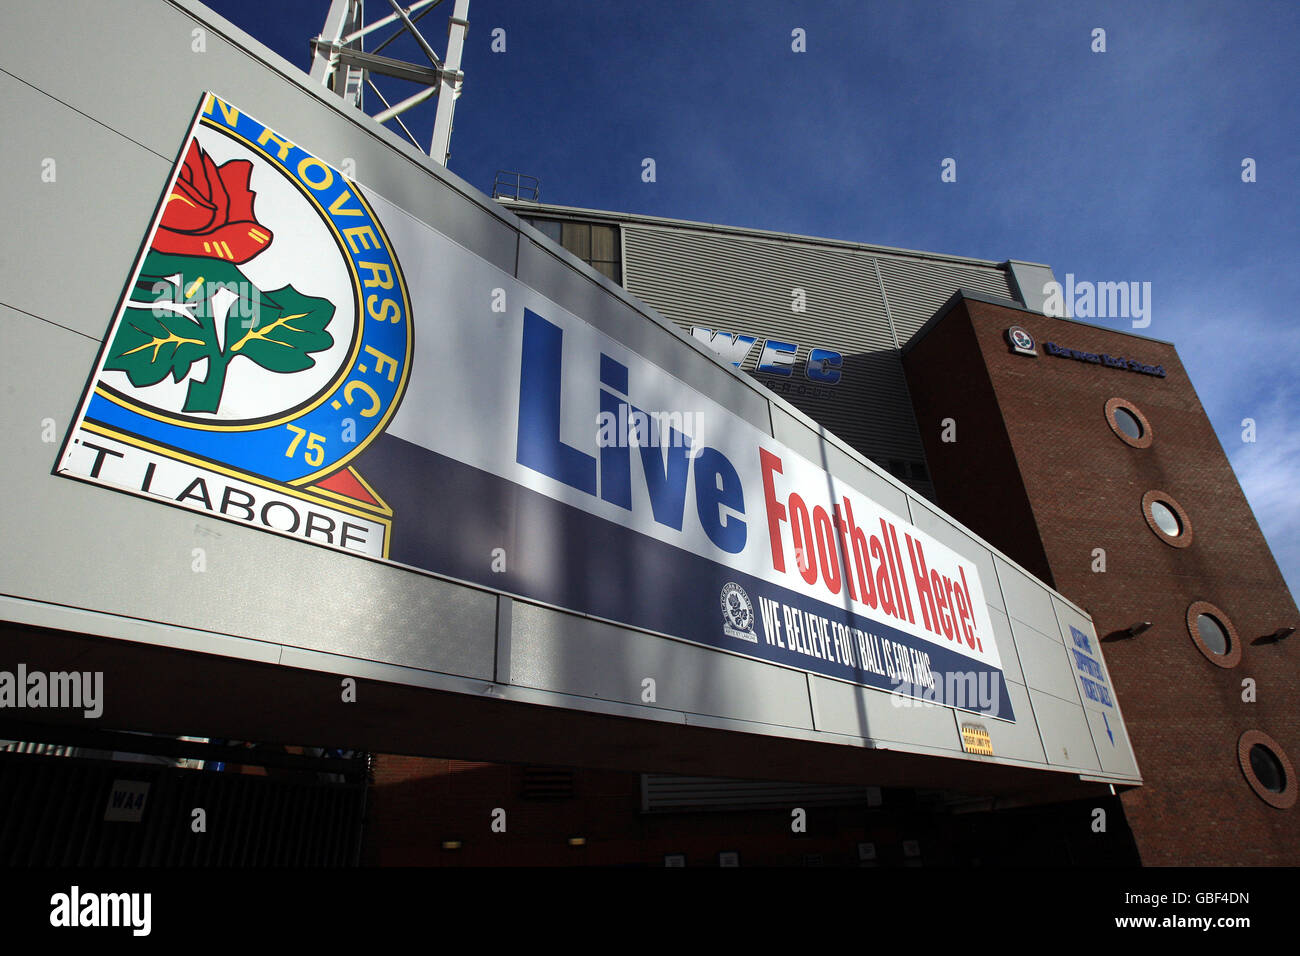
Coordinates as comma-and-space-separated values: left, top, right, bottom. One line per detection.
961, 723, 994, 756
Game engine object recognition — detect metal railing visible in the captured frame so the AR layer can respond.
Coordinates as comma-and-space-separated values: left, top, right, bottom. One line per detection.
492, 170, 540, 202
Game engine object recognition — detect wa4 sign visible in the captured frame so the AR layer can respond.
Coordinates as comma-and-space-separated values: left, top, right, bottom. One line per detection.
59, 94, 1013, 721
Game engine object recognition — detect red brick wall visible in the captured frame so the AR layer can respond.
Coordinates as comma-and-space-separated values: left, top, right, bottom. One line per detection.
904, 297, 1300, 864
903, 304, 1055, 585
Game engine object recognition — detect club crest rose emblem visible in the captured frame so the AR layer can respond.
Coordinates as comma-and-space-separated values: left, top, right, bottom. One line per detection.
721, 582, 757, 643
105, 137, 337, 417
57, 93, 413, 558
1006, 325, 1037, 356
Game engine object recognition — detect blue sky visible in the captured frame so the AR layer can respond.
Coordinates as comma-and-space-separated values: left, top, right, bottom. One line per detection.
205, 0, 1299, 601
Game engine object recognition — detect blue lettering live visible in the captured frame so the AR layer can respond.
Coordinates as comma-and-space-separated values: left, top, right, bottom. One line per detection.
517, 309, 748, 554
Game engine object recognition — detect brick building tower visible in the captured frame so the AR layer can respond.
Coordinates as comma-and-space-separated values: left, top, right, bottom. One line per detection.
902, 291, 1299, 864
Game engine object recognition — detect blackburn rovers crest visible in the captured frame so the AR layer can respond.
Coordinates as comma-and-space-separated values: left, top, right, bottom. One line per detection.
1006, 325, 1037, 357
56, 93, 412, 557
721, 582, 757, 643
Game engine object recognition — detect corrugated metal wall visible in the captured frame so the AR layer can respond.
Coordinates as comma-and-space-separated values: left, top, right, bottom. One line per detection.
619, 222, 1018, 494
874, 255, 1014, 341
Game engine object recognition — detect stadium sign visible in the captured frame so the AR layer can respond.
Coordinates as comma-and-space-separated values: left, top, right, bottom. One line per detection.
1043, 341, 1166, 377
58, 94, 1014, 720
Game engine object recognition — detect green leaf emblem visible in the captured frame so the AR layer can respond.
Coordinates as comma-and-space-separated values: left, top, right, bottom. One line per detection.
104, 250, 336, 414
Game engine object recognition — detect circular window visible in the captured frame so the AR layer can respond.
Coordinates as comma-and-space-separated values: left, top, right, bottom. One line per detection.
1186, 601, 1241, 667
1251, 745, 1286, 793
1142, 491, 1193, 548
1197, 614, 1228, 654
1237, 731, 1296, 809
1114, 407, 1143, 439
1151, 501, 1180, 536
1105, 398, 1153, 449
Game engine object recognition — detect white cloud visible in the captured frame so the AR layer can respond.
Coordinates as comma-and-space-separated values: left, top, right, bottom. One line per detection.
1153, 295, 1300, 602
1227, 387, 1300, 603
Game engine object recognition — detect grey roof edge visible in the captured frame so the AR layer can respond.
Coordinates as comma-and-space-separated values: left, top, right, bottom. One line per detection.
500, 199, 1013, 271
1000, 258, 1054, 269
901, 288, 1177, 356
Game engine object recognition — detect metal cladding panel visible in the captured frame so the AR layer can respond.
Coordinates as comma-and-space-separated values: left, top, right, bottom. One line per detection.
1052, 598, 1122, 702
875, 255, 1017, 342
0, 71, 171, 339
1007, 262, 1058, 315
823, 436, 916, 514
1012, 618, 1084, 702
1029, 689, 1103, 772
984, 608, 1025, 686
622, 225, 897, 351
795, 350, 926, 464
993, 556, 1062, 641
808, 675, 963, 750
1084, 706, 1140, 778
508, 601, 815, 730
0, 306, 498, 679
976, 681, 1046, 764
622, 224, 928, 465
0, 0, 217, 157
1052, 599, 1138, 777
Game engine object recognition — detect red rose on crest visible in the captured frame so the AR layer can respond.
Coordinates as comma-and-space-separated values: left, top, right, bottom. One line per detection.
153, 140, 273, 264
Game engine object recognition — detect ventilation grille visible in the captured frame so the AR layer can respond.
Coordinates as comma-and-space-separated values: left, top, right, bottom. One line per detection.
642, 774, 878, 813
521, 766, 576, 801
